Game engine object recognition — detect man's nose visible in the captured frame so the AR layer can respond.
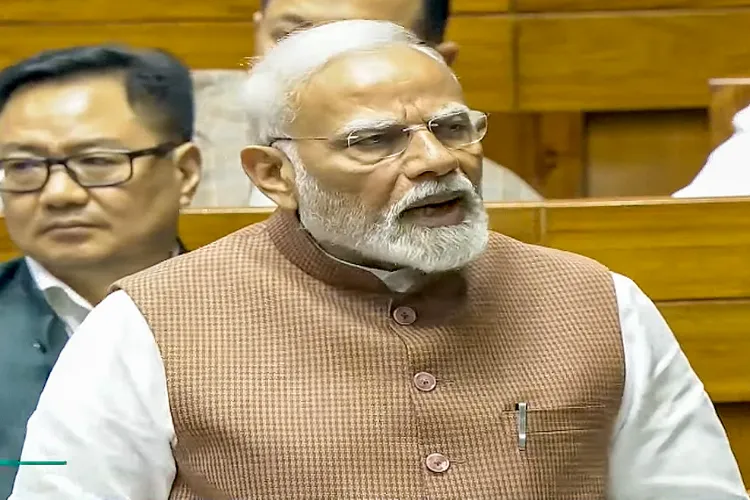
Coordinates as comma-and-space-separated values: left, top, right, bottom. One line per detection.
401, 129, 458, 180
38, 166, 89, 208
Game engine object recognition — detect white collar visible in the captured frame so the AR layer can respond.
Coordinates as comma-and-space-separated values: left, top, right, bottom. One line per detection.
25, 257, 93, 312
24, 245, 181, 334
309, 240, 422, 293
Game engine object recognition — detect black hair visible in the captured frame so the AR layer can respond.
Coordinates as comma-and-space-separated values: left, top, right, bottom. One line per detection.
0, 45, 194, 142
422, 0, 450, 44
260, 0, 450, 43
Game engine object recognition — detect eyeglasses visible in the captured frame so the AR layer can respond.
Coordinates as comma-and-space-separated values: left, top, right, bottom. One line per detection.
0, 142, 179, 194
271, 109, 488, 165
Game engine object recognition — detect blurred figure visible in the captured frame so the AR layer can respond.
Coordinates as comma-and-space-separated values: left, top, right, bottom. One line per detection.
12, 22, 746, 500
674, 104, 750, 197
0, 45, 200, 498
190, 69, 253, 206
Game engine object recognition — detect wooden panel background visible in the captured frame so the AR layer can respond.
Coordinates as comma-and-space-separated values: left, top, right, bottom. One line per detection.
1, 0, 750, 197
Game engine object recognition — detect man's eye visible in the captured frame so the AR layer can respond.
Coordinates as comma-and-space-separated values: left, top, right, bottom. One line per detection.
3, 158, 44, 170
350, 135, 387, 148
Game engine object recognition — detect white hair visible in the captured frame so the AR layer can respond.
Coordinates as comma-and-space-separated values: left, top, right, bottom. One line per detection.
242, 19, 449, 145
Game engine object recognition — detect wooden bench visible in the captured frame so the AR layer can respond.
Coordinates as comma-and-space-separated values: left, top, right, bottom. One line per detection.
3, 198, 750, 484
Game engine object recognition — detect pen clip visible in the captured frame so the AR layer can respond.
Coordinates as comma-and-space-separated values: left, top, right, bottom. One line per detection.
516, 402, 528, 451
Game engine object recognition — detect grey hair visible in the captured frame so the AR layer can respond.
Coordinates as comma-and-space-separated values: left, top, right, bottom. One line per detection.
241, 20, 449, 146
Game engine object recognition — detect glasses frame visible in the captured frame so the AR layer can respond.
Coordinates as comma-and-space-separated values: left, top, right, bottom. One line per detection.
0, 142, 179, 194
270, 110, 489, 163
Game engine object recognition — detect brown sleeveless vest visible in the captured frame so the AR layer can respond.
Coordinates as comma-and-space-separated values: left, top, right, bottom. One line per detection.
115, 210, 625, 500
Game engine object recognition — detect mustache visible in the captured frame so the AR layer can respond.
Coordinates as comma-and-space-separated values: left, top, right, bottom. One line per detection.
391, 174, 479, 216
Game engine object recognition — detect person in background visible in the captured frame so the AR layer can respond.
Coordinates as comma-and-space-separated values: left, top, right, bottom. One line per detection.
673, 104, 750, 197
0, 45, 201, 498
243, 0, 542, 205
189, 70, 252, 206
11, 21, 746, 500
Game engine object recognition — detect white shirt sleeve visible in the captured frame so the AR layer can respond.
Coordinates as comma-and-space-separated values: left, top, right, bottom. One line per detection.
9, 291, 176, 500
608, 273, 748, 499
10, 276, 748, 499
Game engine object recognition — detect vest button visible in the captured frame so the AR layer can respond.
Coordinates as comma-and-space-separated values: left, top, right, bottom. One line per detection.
413, 372, 437, 392
425, 453, 450, 473
392, 306, 416, 325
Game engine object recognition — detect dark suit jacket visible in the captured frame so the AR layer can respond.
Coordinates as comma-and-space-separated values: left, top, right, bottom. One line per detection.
0, 258, 68, 499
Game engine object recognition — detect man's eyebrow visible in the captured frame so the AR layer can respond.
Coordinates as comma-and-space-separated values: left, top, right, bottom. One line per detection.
271, 13, 316, 31
333, 117, 402, 137
0, 143, 48, 156
276, 14, 307, 25
428, 103, 471, 121
65, 139, 129, 151
332, 107, 472, 137
0, 138, 128, 156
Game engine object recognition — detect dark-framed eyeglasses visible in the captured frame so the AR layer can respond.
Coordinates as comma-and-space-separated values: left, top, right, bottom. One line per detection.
0, 142, 179, 194
270, 109, 488, 165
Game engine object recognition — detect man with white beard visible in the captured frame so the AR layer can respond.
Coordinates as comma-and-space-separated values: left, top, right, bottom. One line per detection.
11, 20, 747, 500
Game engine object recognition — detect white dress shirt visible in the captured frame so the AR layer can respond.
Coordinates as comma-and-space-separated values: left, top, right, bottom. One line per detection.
24, 257, 92, 335
674, 104, 750, 198
10, 272, 748, 500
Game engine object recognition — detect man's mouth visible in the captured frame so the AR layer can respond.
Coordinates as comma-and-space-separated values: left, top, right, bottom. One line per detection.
404, 193, 463, 212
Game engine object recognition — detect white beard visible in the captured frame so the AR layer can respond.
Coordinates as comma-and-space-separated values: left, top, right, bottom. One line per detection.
285, 145, 489, 274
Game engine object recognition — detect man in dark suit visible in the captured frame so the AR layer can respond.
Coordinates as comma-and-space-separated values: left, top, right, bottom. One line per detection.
0, 45, 201, 498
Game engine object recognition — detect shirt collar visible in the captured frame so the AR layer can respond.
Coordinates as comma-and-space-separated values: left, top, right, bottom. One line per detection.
25, 256, 93, 312
25, 244, 182, 316
305, 229, 423, 293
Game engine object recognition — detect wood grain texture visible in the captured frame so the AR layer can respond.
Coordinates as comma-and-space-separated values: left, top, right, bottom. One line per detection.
179, 209, 271, 250
709, 78, 750, 148
516, 10, 750, 111
0, 0, 260, 21
0, 23, 256, 69
484, 112, 585, 198
716, 403, 750, 488
486, 203, 543, 243
660, 301, 750, 403
586, 110, 709, 197
542, 198, 750, 301
452, 0, 511, 13
445, 16, 514, 111
0, 15, 509, 112
1, 0, 508, 20
517, 0, 750, 12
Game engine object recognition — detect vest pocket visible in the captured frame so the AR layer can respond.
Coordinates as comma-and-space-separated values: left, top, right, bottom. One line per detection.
499, 405, 611, 498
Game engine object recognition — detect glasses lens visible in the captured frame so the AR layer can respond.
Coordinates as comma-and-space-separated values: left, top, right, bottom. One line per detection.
430, 110, 488, 149
69, 152, 132, 187
345, 126, 410, 164
0, 159, 48, 192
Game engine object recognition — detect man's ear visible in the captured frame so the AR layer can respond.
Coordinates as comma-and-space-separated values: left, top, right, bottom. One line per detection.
435, 41, 459, 66
253, 10, 263, 26
241, 145, 298, 210
172, 142, 202, 208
